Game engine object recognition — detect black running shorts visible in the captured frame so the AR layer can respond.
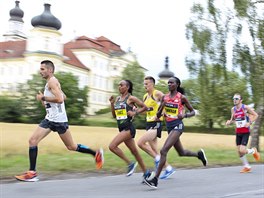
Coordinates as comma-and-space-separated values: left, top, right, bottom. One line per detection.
146, 121, 162, 138
166, 119, 184, 134
236, 133, 250, 146
118, 122, 136, 138
39, 119, 69, 134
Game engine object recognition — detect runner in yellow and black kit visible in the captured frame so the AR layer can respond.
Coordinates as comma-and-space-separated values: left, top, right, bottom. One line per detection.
137, 76, 175, 179
144, 77, 208, 189
109, 79, 152, 181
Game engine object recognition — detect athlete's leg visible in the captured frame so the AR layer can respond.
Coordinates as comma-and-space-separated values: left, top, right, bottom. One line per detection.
59, 129, 96, 155
155, 131, 181, 178
125, 138, 146, 172
29, 126, 51, 147
148, 137, 159, 156
137, 129, 158, 158
109, 130, 132, 165
28, 126, 51, 171
174, 138, 198, 157
238, 145, 248, 157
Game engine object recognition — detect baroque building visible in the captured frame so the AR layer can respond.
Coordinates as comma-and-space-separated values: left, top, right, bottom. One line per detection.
0, 1, 140, 115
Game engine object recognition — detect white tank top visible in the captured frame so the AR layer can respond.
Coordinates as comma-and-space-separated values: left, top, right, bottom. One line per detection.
43, 82, 68, 122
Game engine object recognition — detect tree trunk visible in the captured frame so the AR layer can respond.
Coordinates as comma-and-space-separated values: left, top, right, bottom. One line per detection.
250, 104, 264, 151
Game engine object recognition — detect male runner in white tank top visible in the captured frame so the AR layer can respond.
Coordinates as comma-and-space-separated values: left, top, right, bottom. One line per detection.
15, 60, 104, 182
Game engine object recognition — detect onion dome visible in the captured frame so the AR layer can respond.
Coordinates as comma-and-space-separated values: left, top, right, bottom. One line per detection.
31, 3, 61, 30
9, 1, 24, 22
158, 56, 174, 78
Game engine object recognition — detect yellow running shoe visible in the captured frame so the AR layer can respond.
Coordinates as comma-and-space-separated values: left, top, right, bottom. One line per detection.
240, 167, 251, 173
95, 148, 104, 170
15, 171, 39, 182
252, 147, 260, 161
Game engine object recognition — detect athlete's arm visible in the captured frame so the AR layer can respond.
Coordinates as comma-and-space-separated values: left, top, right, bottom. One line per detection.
109, 95, 116, 118
156, 95, 165, 119
245, 105, 258, 125
36, 78, 64, 104
181, 95, 195, 119
62, 91, 67, 100
128, 96, 147, 117
226, 108, 234, 125
46, 78, 64, 104
36, 91, 45, 106
154, 90, 164, 102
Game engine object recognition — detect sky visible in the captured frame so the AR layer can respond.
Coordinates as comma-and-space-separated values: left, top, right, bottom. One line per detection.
0, 0, 195, 80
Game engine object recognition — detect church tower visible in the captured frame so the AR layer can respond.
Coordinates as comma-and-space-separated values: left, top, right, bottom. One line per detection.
26, 3, 63, 57
158, 56, 174, 81
3, 1, 26, 41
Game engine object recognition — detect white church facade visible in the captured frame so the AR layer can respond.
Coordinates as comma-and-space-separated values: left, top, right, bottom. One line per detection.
0, 1, 141, 115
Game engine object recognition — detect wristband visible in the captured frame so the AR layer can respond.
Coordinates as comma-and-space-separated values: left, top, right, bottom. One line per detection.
41, 96, 45, 101
185, 114, 188, 118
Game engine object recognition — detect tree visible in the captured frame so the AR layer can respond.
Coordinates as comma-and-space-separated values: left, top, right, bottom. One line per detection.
232, 0, 264, 149
186, 0, 263, 149
186, 1, 235, 128
0, 96, 23, 122
155, 80, 168, 94
183, 66, 250, 128
19, 72, 88, 124
18, 74, 46, 123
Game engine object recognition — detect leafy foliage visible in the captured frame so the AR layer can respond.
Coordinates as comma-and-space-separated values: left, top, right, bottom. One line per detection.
184, 66, 249, 128
114, 61, 145, 99
0, 96, 23, 122
185, 0, 263, 146
18, 72, 88, 124
155, 80, 168, 94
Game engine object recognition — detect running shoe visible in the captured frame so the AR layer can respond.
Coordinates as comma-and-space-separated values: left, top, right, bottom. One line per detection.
15, 171, 39, 182
198, 149, 207, 166
143, 169, 151, 179
142, 169, 150, 184
252, 147, 260, 161
142, 170, 155, 184
159, 168, 176, 179
95, 148, 104, 170
144, 176, 158, 189
240, 167, 251, 173
126, 162, 138, 176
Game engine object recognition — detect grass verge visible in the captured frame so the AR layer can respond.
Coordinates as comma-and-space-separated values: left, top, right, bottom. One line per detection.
1, 122, 263, 180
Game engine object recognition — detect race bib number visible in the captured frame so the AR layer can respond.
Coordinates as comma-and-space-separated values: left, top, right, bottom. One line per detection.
235, 119, 247, 128
146, 107, 155, 121
115, 104, 127, 120
164, 103, 178, 118
45, 103, 51, 115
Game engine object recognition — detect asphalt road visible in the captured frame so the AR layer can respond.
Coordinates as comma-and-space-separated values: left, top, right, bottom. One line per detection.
1, 164, 263, 198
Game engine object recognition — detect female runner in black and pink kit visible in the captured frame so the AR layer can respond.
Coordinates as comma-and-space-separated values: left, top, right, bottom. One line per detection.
144, 76, 207, 189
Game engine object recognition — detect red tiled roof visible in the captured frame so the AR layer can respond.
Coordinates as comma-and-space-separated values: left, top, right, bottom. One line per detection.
0, 40, 26, 58
65, 36, 124, 54
0, 35, 125, 71
63, 47, 88, 70
96, 36, 122, 52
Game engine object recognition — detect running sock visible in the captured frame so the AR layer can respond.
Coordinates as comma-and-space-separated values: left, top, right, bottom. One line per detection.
76, 144, 96, 156
166, 165, 172, 171
155, 155, 160, 162
240, 155, 250, 167
29, 146, 38, 171
247, 148, 254, 154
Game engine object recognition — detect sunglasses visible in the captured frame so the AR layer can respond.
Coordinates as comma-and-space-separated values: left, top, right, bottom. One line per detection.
233, 98, 240, 100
